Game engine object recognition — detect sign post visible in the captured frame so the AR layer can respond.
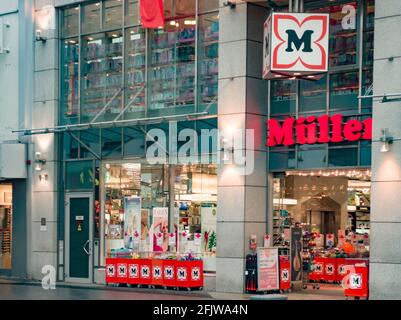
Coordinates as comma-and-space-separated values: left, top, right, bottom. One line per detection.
257, 247, 279, 291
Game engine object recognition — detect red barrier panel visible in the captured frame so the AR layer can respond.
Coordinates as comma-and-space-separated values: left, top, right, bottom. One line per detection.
279, 256, 291, 291
139, 259, 152, 286
105, 258, 203, 289
309, 257, 325, 282
152, 259, 164, 286
163, 260, 176, 287
176, 260, 203, 288
127, 260, 140, 284
344, 264, 369, 299
323, 258, 337, 282
105, 258, 117, 284
336, 258, 347, 283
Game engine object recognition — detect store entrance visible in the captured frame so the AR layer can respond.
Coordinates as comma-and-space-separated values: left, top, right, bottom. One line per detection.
272, 169, 371, 295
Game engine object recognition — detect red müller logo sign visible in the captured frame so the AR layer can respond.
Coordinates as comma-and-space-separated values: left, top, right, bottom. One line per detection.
263, 12, 329, 80
267, 114, 372, 147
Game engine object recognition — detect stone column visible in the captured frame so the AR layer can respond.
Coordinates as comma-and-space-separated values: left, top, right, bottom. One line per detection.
370, 0, 401, 299
29, 0, 59, 280
216, 1, 269, 293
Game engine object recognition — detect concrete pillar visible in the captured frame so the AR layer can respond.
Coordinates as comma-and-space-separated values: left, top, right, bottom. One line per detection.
370, 0, 401, 299
216, 1, 269, 293
29, 0, 59, 280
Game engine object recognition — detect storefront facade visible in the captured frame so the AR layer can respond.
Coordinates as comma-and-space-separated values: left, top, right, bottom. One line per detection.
3, 0, 401, 298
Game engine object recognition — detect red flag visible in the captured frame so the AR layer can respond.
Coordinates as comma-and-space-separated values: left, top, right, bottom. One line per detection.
140, 0, 165, 29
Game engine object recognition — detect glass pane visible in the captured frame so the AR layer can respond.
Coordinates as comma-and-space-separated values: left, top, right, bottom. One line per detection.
125, 27, 146, 118
297, 147, 327, 169
126, 0, 140, 26
329, 71, 358, 110
360, 141, 371, 166
270, 80, 296, 115
102, 128, 122, 158
149, 17, 196, 117
82, 2, 101, 34
66, 161, 94, 190
164, 0, 196, 19
361, 68, 373, 110
61, 38, 79, 125
198, 13, 219, 114
328, 148, 358, 167
61, 6, 79, 37
64, 133, 79, 159
299, 75, 327, 112
80, 129, 101, 159
124, 127, 145, 156
269, 151, 296, 170
0, 184, 12, 270
81, 32, 123, 123
363, 0, 375, 66
104, 0, 123, 29
199, 0, 219, 13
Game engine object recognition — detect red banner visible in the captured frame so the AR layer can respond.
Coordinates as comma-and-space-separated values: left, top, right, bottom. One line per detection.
140, 0, 165, 29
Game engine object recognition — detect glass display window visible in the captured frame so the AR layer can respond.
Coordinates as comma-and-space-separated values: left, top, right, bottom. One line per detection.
102, 163, 217, 270
329, 71, 359, 110
101, 128, 123, 158
199, 0, 219, 13
148, 17, 196, 116
198, 13, 219, 113
125, 0, 140, 26
270, 80, 297, 115
125, 27, 146, 118
61, 38, 79, 125
82, 2, 101, 34
299, 75, 328, 112
104, 0, 123, 30
81, 31, 123, 123
61, 6, 79, 38
312, 1, 358, 68
0, 184, 12, 270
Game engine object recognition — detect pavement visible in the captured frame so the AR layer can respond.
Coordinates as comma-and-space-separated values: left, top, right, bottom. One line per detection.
0, 279, 346, 300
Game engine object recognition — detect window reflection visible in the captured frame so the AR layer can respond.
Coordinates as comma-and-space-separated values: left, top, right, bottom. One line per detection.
198, 13, 219, 113
81, 32, 123, 123
61, 38, 79, 124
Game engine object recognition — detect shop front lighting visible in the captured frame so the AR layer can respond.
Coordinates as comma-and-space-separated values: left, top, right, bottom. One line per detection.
380, 129, 393, 153
34, 152, 46, 171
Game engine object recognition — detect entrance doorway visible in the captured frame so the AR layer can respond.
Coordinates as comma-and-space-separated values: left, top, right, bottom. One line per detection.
65, 193, 93, 283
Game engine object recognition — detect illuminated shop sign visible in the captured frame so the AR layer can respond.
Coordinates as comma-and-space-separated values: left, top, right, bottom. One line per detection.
266, 114, 372, 147
263, 12, 329, 80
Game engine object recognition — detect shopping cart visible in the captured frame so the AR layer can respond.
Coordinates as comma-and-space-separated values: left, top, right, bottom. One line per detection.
302, 256, 320, 290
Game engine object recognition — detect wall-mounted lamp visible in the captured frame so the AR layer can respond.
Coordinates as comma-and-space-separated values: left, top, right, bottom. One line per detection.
380, 129, 393, 153
36, 29, 47, 42
35, 152, 47, 171
39, 173, 48, 181
220, 136, 234, 161
223, 1, 237, 9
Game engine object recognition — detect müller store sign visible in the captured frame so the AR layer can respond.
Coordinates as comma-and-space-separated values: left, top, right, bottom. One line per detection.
267, 114, 373, 147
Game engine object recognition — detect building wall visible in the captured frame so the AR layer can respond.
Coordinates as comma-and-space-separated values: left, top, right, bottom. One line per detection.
370, 0, 401, 300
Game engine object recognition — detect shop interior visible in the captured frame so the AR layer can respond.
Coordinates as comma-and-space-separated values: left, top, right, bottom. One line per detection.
103, 163, 217, 271
273, 169, 370, 287
0, 183, 12, 270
